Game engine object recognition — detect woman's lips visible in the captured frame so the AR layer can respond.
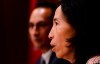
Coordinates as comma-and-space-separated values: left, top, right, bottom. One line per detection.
50, 41, 56, 52
52, 45, 55, 51
52, 46, 56, 52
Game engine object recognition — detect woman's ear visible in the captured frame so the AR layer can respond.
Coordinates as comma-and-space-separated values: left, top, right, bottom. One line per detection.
65, 39, 72, 47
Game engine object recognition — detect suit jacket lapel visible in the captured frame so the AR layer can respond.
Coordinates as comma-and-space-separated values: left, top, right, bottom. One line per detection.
49, 52, 56, 64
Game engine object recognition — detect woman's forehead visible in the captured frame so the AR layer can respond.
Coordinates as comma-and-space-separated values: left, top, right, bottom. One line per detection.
54, 5, 68, 23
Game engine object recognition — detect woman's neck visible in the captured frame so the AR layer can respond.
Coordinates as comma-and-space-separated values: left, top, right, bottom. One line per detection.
63, 48, 75, 64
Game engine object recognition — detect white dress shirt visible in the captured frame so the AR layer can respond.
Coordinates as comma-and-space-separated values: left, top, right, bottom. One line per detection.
41, 50, 52, 64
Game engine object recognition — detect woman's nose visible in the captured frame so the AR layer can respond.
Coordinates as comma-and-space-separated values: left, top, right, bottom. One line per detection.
48, 28, 54, 39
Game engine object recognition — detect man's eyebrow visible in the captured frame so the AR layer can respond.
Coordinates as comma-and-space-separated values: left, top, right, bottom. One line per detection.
29, 22, 34, 26
29, 22, 33, 24
37, 21, 49, 26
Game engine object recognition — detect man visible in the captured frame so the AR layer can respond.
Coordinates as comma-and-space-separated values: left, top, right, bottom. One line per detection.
29, 1, 69, 64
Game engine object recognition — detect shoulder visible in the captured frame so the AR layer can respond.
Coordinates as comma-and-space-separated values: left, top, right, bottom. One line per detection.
86, 55, 100, 64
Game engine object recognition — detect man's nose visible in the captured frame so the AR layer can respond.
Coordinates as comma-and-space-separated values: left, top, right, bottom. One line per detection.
32, 26, 39, 37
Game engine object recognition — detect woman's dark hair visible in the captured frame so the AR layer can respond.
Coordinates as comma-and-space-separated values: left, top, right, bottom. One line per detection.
60, 0, 100, 64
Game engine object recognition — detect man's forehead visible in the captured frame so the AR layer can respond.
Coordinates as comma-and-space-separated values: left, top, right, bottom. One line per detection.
30, 7, 52, 23
33, 8, 46, 15
32, 8, 52, 17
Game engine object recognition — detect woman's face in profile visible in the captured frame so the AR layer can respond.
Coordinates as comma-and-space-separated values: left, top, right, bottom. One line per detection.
49, 6, 75, 59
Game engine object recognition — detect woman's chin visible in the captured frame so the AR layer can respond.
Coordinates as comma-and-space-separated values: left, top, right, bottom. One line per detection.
56, 53, 63, 58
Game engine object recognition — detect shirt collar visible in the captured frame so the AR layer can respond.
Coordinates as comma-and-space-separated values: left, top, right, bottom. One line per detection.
41, 50, 52, 64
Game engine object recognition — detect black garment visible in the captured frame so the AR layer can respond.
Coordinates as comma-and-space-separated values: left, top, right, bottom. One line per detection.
52, 58, 71, 64
41, 59, 45, 64
37, 52, 70, 64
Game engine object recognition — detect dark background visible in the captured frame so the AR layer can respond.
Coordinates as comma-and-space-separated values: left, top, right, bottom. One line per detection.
0, 0, 29, 64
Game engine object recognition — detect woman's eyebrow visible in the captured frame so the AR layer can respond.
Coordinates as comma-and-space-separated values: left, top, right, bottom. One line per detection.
53, 18, 59, 22
53, 18, 61, 23
53, 18, 56, 21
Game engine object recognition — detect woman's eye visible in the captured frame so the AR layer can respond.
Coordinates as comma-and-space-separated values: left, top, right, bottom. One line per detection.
55, 22, 58, 25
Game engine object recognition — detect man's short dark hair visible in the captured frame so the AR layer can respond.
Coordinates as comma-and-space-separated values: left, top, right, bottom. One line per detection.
35, 1, 57, 21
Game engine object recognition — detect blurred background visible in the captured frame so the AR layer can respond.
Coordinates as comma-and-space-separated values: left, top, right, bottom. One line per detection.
1, 0, 100, 64
0, 0, 58, 64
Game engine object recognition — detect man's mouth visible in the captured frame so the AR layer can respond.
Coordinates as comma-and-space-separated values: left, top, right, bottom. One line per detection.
33, 38, 42, 42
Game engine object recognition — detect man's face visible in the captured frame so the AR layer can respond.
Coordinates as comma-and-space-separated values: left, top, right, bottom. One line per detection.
49, 6, 75, 59
29, 7, 52, 49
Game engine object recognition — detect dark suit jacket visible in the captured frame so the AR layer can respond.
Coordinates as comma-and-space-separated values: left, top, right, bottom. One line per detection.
37, 52, 71, 64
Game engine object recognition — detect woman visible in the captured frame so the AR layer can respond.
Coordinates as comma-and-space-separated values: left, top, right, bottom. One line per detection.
49, 0, 100, 64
